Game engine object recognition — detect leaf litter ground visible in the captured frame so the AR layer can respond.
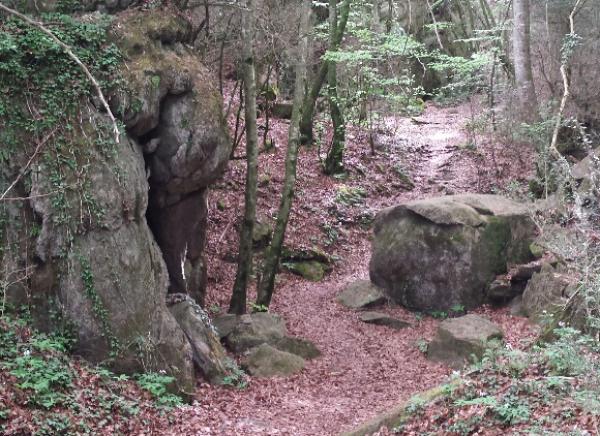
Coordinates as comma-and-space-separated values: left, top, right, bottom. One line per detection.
167, 98, 541, 435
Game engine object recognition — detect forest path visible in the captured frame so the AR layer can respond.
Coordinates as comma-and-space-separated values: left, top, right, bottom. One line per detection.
169, 101, 535, 435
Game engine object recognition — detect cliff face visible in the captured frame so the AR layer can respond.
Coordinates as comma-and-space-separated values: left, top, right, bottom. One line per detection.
0, 4, 231, 392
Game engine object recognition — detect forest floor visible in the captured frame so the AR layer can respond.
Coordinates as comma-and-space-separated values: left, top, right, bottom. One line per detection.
165, 99, 540, 435
0, 98, 544, 436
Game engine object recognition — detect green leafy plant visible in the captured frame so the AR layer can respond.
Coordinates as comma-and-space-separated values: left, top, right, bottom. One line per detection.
335, 185, 367, 206
135, 373, 183, 408
9, 355, 73, 409
221, 358, 248, 389
250, 303, 269, 313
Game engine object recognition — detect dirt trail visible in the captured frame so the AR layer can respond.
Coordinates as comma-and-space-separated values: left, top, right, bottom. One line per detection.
169, 102, 536, 435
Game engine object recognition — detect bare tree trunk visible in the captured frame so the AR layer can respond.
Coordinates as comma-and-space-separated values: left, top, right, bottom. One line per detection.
299, 0, 351, 145
323, 0, 346, 175
229, 0, 259, 315
513, 0, 538, 119
256, 0, 312, 308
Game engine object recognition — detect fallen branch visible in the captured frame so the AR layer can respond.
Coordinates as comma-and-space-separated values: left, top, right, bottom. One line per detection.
0, 3, 120, 143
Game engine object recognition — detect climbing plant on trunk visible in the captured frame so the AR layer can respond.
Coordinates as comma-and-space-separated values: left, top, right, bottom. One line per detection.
323, 0, 347, 175
299, 0, 351, 145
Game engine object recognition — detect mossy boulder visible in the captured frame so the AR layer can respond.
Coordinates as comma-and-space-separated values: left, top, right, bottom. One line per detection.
283, 260, 328, 281
281, 247, 333, 281
109, 9, 231, 304
369, 194, 536, 311
0, 7, 231, 394
225, 312, 287, 353
241, 344, 305, 378
273, 336, 321, 360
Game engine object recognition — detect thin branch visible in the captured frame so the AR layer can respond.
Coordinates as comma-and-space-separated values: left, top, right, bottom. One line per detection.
548, 0, 585, 162
0, 128, 57, 202
0, 3, 120, 143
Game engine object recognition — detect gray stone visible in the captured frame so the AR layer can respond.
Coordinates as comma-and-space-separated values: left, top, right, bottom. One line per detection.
359, 312, 411, 330
487, 278, 513, 301
509, 295, 526, 317
168, 296, 229, 383
337, 280, 387, 309
252, 219, 272, 248
241, 344, 305, 377
225, 312, 287, 353
212, 314, 240, 339
273, 336, 321, 360
509, 259, 546, 281
521, 263, 575, 323
284, 260, 328, 281
370, 194, 536, 311
427, 314, 503, 368
272, 101, 294, 119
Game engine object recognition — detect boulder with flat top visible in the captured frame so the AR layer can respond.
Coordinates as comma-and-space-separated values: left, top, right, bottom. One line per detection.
370, 194, 536, 311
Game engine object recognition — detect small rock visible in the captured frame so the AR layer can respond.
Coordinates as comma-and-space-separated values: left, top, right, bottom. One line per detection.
509, 295, 526, 316
273, 336, 321, 360
272, 101, 294, 119
427, 314, 503, 368
521, 263, 574, 323
359, 312, 411, 330
509, 259, 546, 281
337, 280, 387, 309
241, 344, 305, 377
487, 278, 512, 301
252, 219, 272, 248
225, 312, 287, 353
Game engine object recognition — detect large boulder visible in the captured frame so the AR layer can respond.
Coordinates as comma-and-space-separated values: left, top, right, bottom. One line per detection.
369, 194, 536, 311
427, 315, 503, 368
241, 344, 305, 378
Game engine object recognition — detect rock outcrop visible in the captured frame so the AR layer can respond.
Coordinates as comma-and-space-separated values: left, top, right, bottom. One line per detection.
111, 11, 231, 305
370, 194, 536, 311
0, 6, 231, 393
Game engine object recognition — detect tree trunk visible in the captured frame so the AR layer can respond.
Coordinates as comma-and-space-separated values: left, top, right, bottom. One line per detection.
229, 0, 259, 315
323, 0, 346, 175
513, 0, 538, 119
256, 0, 312, 308
299, 0, 351, 145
